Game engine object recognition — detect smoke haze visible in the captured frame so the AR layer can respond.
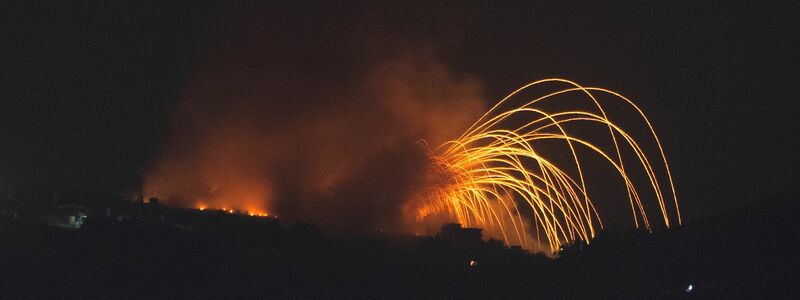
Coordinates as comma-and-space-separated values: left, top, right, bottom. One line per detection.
144, 2, 485, 234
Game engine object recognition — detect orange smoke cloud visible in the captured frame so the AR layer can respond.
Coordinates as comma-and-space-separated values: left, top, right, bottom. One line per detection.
144, 51, 483, 232
143, 3, 485, 234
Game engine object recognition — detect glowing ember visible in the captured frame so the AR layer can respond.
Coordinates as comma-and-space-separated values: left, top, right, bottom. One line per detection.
412, 79, 681, 253
196, 205, 269, 217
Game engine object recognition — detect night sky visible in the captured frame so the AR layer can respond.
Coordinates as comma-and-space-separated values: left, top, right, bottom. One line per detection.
2, 1, 798, 224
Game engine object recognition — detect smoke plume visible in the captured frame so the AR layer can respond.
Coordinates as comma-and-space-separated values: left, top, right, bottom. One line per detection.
144, 2, 485, 234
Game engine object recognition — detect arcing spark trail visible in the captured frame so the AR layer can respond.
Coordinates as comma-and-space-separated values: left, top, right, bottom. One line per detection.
412, 79, 680, 253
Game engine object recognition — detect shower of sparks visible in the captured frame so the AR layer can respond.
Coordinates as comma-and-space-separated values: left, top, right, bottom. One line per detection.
413, 78, 680, 254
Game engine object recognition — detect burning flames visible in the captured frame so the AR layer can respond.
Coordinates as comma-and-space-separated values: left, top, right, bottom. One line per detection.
196, 204, 269, 217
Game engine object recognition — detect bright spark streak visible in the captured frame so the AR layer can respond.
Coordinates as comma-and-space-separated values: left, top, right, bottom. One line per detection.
413, 79, 680, 254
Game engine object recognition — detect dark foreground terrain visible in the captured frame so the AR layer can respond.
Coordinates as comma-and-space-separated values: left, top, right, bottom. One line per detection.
1, 197, 797, 298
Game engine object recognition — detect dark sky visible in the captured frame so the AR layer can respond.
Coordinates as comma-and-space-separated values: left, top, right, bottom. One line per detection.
2, 1, 798, 222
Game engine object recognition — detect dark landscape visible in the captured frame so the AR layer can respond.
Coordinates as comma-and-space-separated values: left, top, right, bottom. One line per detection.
1, 191, 797, 297
2, 1, 798, 298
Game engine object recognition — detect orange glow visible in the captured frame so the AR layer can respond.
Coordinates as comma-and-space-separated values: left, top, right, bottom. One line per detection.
142, 49, 490, 234
410, 79, 680, 254
194, 206, 270, 217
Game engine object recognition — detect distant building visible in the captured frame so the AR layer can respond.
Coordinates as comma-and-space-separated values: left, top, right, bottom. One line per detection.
509, 245, 529, 255
42, 204, 89, 229
439, 223, 483, 247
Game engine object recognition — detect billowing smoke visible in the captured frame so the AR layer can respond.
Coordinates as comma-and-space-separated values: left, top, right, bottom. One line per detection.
144, 2, 484, 234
